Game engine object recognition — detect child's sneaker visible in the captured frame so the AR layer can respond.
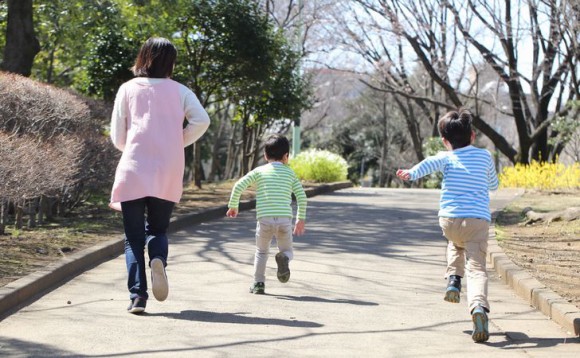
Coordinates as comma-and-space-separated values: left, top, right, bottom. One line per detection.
444, 275, 461, 303
275, 252, 290, 283
471, 306, 490, 343
151, 257, 169, 301
249, 282, 265, 294
127, 297, 146, 314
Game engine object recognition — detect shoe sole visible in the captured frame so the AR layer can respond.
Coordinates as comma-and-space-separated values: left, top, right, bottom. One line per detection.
472, 310, 490, 343
444, 287, 460, 303
275, 252, 290, 283
151, 258, 169, 301
128, 306, 145, 314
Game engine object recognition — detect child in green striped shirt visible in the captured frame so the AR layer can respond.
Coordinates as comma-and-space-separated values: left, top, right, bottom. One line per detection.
226, 134, 307, 294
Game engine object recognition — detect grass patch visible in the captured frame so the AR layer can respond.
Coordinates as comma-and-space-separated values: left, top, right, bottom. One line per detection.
494, 226, 507, 242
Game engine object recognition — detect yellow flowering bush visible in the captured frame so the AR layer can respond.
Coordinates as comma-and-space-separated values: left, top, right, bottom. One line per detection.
499, 161, 580, 190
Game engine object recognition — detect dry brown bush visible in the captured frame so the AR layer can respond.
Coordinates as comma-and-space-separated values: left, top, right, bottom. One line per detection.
0, 72, 93, 138
0, 72, 118, 230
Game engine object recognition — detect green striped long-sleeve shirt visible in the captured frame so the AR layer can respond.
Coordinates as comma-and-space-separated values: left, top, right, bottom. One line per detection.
228, 162, 307, 220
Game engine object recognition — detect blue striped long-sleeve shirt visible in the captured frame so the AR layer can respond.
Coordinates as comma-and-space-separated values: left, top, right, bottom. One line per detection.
408, 145, 499, 221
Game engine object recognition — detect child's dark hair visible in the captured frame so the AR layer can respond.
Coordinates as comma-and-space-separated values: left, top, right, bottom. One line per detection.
264, 134, 290, 161
132, 37, 177, 78
438, 108, 473, 149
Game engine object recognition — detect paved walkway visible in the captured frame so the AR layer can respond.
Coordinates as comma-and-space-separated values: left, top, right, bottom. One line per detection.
0, 188, 578, 357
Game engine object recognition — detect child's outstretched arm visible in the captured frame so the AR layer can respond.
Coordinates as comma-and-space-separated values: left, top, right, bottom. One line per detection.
396, 169, 411, 181
226, 171, 257, 218
397, 154, 446, 182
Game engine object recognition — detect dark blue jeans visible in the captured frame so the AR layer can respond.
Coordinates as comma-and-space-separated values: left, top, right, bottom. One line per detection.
121, 197, 175, 300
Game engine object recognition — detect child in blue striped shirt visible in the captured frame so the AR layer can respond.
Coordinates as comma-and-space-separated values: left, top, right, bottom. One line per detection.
397, 109, 499, 343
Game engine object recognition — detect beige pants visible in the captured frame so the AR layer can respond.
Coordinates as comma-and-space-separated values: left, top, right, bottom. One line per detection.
439, 217, 490, 312
254, 217, 293, 283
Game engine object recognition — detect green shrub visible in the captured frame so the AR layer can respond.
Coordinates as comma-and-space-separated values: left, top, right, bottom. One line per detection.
289, 149, 348, 183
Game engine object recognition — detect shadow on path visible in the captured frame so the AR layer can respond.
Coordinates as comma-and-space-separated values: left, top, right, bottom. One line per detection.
169, 190, 445, 280
271, 294, 378, 306
474, 331, 579, 348
145, 309, 323, 328
0, 337, 76, 357
3, 323, 575, 357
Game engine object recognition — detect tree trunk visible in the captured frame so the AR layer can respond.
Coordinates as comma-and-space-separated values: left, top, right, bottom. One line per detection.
27, 199, 36, 229
1, 0, 40, 76
240, 113, 250, 175
549, 135, 566, 163
15, 201, 24, 230
37, 195, 45, 225
46, 197, 55, 221
224, 122, 240, 179
193, 143, 203, 189
398, 98, 424, 162
378, 132, 389, 188
208, 128, 224, 182
57, 199, 64, 217
250, 124, 265, 170
208, 110, 228, 182
0, 199, 6, 235
378, 100, 389, 188
47, 48, 56, 83
378, 145, 387, 187
228, 143, 242, 179
184, 145, 194, 183
530, 127, 549, 162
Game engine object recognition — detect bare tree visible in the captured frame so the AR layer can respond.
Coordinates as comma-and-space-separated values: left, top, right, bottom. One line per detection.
331, 0, 578, 164
322, 1, 453, 161
262, 0, 337, 58
445, 0, 578, 162
352, 91, 401, 186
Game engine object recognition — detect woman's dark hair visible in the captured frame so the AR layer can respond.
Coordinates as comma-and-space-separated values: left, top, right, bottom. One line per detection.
264, 134, 290, 161
438, 108, 473, 149
131, 37, 177, 78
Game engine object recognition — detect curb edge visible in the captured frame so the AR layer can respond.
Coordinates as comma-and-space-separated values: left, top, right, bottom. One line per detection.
489, 207, 580, 337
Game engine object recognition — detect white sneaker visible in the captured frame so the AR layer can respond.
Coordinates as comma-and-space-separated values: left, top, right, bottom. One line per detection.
127, 297, 146, 314
150, 258, 168, 301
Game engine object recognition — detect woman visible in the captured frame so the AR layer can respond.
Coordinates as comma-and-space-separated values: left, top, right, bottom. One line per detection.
110, 37, 210, 314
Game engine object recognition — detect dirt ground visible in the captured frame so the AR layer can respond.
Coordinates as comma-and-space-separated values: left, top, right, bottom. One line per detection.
2, 186, 579, 313
495, 190, 580, 310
